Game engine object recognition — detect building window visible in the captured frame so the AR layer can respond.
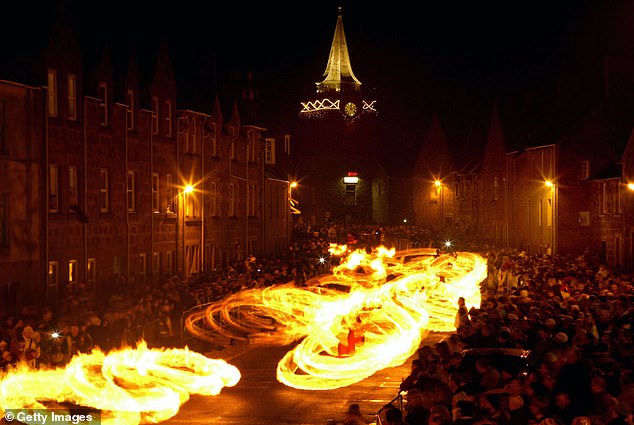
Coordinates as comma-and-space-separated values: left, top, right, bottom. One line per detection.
152, 173, 159, 213
99, 168, 109, 213
345, 184, 357, 205
617, 182, 623, 214
98, 82, 108, 126
208, 123, 217, 157
0, 100, 6, 155
47, 68, 58, 117
284, 135, 291, 155
0, 194, 8, 248
68, 259, 78, 284
210, 182, 217, 216
152, 96, 159, 135
166, 174, 175, 213
67, 73, 77, 120
492, 176, 499, 201
165, 100, 172, 137
127, 170, 135, 212
68, 166, 78, 207
579, 160, 590, 181
185, 190, 199, 218
547, 198, 553, 226
49, 164, 59, 212
126, 89, 135, 130
601, 182, 607, 213
230, 138, 236, 161
48, 261, 59, 287
229, 183, 235, 216
265, 138, 275, 164
538, 199, 543, 227
87, 258, 96, 288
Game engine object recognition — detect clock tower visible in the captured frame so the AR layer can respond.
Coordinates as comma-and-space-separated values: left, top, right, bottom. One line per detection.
297, 7, 385, 226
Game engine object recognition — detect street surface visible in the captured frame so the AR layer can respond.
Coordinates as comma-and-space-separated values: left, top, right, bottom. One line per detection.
165, 332, 448, 425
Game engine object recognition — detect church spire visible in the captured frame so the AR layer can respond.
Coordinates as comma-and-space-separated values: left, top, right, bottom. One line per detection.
317, 7, 361, 94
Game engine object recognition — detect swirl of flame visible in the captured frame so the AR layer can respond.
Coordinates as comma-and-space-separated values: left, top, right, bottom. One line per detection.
186, 246, 486, 390
0, 342, 240, 424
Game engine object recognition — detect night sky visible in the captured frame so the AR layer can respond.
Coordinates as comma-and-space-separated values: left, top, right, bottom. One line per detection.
2, 1, 630, 164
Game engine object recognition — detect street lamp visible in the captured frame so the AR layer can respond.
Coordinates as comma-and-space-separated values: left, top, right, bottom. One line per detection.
545, 180, 555, 255
435, 179, 443, 225
289, 181, 301, 215
180, 184, 195, 276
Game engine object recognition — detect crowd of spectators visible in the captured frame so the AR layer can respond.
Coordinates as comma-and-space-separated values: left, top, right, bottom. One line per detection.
390, 247, 634, 425
1, 222, 633, 425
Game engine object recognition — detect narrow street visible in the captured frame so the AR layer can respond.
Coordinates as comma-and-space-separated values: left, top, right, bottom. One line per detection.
166, 332, 448, 425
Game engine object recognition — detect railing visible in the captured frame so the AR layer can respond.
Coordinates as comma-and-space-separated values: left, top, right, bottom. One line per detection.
375, 391, 405, 425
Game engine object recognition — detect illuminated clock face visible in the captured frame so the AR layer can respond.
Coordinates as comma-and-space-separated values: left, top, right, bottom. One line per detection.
344, 102, 358, 117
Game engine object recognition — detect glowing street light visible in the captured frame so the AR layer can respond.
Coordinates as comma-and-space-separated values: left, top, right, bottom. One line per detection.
545, 179, 555, 256
183, 184, 194, 194
289, 181, 301, 215
628, 183, 634, 191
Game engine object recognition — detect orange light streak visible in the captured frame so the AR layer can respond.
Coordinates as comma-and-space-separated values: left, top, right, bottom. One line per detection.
186, 246, 486, 390
0, 342, 240, 425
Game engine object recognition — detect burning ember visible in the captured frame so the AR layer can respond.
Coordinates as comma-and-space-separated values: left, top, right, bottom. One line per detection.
186, 246, 486, 390
0, 341, 240, 424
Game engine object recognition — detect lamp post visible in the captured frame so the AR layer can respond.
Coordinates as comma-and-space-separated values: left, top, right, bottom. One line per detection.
289, 181, 300, 215
545, 180, 555, 256
434, 179, 443, 226
180, 184, 194, 277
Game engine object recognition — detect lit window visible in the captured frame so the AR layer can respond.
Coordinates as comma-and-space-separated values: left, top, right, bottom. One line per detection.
49, 164, 59, 212
99, 168, 109, 213
492, 176, 499, 201
87, 258, 96, 288
47, 68, 58, 117
68, 259, 77, 284
48, 261, 59, 287
127, 170, 135, 212
67, 73, 77, 120
152, 96, 159, 135
98, 82, 108, 126
126, 89, 135, 130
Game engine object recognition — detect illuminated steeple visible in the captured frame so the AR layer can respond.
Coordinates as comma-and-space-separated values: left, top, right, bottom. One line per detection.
317, 7, 361, 94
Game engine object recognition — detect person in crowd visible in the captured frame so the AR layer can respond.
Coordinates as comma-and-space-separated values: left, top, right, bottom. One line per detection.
340, 403, 369, 425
